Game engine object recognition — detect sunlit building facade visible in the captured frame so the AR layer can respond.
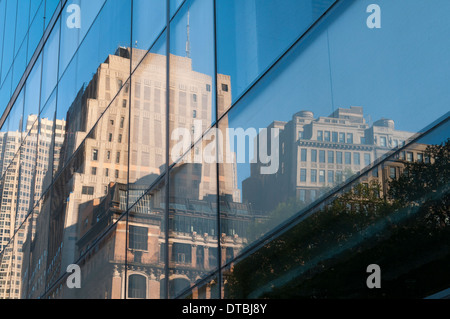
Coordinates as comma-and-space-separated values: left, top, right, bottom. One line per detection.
0, 0, 449, 299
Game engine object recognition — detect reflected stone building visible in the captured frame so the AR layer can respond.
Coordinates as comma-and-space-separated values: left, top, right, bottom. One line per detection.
243, 106, 414, 211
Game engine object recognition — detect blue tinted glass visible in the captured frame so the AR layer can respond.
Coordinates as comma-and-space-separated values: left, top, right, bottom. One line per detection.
216, 0, 336, 114
27, 0, 45, 62
14, 0, 30, 57
1, 0, 17, 83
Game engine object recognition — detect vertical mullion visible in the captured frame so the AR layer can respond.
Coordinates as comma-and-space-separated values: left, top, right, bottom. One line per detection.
213, 0, 222, 300
164, 0, 171, 300
124, 0, 134, 300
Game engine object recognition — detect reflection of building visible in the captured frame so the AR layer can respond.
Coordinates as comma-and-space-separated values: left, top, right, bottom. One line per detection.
0, 115, 65, 299
72, 164, 250, 299
243, 106, 414, 211
25, 47, 241, 298
369, 142, 431, 197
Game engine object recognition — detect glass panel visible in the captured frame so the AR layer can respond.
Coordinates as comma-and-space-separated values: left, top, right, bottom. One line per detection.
56, 0, 131, 166
216, 0, 336, 115
128, 32, 166, 204
23, 55, 42, 135
1, 0, 17, 84
0, 0, 6, 80
0, 217, 31, 298
223, 119, 450, 298
48, 90, 130, 294
0, 69, 12, 116
14, 0, 30, 57
45, 0, 60, 29
12, 37, 28, 91
35, 89, 57, 202
126, 179, 165, 299
27, 0, 45, 63
218, 0, 450, 267
63, 221, 125, 298
169, 0, 216, 169
0, 88, 24, 179
168, 128, 219, 299
23, 196, 51, 298
15, 121, 39, 232
179, 274, 220, 299
131, 0, 166, 68
40, 17, 60, 108
58, 0, 107, 79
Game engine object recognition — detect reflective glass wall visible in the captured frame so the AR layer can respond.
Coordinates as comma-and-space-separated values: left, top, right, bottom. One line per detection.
0, 0, 449, 299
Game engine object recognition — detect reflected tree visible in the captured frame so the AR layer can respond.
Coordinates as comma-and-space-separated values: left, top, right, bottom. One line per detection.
225, 140, 450, 299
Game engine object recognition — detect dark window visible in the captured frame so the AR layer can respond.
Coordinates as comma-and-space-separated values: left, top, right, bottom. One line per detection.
319, 150, 325, 163
354, 153, 360, 165
345, 152, 352, 165
82, 186, 94, 195
347, 133, 353, 144
301, 149, 307, 162
311, 149, 317, 162
92, 149, 98, 161
339, 133, 345, 143
317, 131, 323, 141
221, 84, 228, 92
128, 274, 146, 299
328, 171, 334, 184
129, 226, 148, 250
336, 151, 343, 164
328, 151, 334, 163
311, 169, 317, 183
319, 170, 325, 183
364, 153, 371, 166
300, 169, 307, 182
332, 132, 338, 142
172, 243, 192, 264
390, 167, 397, 178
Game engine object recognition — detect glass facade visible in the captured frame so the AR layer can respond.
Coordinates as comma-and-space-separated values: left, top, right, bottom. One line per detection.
0, 0, 448, 299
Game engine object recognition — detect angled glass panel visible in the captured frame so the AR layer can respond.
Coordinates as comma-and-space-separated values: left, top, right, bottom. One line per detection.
58, 0, 107, 79
0, 218, 31, 298
125, 178, 166, 299
46, 82, 131, 292
56, 0, 131, 167
128, 32, 167, 204
168, 128, 219, 299
14, 0, 30, 57
65, 220, 125, 298
169, 0, 216, 169
27, 0, 45, 63
1, 0, 17, 84
216, 0, 336, 116
22, 195, 51, 298
23, 55, 42, 135
0, 69, 12, 116
131, 0, 166, 69
40, 16, 60, 108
